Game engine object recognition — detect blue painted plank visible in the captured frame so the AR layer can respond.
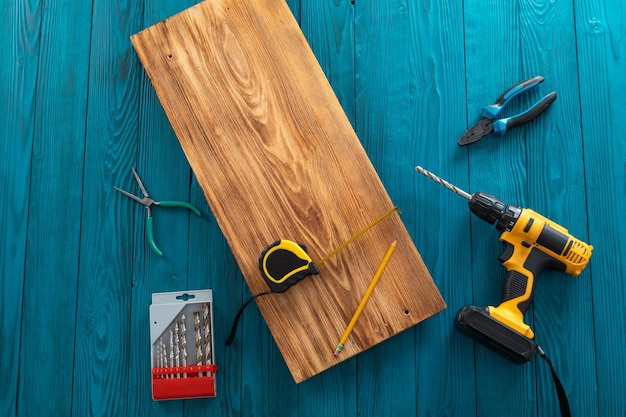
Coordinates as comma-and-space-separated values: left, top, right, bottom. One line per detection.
575, 0, 626, 415
300, 0, 356, 125
406, 0, 476, 415
463, 2, 540, 417
0, 1, 39, 416
70, 1, 143, 416
241, 319, 298, 417
357, 331, 418, 417
15, 0, 92, 415
518, 2, 597, 416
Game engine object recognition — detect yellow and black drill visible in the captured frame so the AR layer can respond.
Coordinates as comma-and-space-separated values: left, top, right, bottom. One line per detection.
415, 166, 593, 363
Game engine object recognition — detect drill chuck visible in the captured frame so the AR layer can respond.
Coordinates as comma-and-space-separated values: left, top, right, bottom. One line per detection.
468, 192, 506, 225
468, 192, 522, 232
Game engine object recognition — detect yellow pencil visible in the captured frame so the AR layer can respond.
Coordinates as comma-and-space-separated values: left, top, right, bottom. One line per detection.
334, 240, 397, 356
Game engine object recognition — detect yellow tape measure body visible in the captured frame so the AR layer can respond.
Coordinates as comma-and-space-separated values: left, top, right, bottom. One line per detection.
259, 240, 320, 292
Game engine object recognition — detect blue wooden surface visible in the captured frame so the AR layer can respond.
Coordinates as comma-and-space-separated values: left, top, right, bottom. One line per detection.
1, 0, 624, 416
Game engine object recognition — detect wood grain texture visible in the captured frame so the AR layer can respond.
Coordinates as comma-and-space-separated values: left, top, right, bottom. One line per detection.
131, 0, 445, 382
283, 0, 357, 413
237, 0, 305, 399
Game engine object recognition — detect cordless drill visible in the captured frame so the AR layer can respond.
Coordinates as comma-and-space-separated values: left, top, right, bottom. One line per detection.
415, 166, 593, 363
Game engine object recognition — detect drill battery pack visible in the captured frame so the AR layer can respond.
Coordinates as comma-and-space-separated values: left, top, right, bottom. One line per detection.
455, 305, 538, 363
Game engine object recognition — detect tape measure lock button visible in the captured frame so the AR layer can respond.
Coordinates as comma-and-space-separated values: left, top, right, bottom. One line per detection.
259, 240, 320, 293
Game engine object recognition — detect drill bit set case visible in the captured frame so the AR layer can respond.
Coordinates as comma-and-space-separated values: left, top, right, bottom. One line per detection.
149, 290, 217, 400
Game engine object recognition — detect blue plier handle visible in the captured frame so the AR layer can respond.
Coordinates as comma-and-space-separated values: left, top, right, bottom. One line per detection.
458, 76, 557, 145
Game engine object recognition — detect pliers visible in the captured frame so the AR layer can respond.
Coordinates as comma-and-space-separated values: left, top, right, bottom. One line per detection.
458, 76, 557, 146
114, 167, 202, 257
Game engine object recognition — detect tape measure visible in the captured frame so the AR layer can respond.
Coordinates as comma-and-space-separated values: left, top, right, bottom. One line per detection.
259, 240, 320, 292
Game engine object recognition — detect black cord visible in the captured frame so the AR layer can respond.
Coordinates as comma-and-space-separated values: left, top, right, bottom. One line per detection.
225, 290, 272, 346
538, 346, 571, 417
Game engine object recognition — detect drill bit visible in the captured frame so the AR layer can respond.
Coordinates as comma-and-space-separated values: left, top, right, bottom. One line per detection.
169, 329, 174, 378
194, 311, 203, 376
415, 166, 471, 200
174, 321, 180, 378
181, 314, 187, 377
203, 303, 212, 368
156, 337, 162, 377
160, 337, 166, 370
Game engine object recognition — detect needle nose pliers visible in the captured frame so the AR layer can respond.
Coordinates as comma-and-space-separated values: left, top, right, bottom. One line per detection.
458, 76, 557, 146
114, 167, 202, 257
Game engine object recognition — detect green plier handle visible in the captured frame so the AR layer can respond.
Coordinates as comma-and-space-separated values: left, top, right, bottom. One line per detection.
146, 217, 162, 257
158, 201, 203, 216
147, 201, 202, 257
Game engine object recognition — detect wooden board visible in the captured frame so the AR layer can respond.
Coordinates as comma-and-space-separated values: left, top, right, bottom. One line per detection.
131, 0, 445, 382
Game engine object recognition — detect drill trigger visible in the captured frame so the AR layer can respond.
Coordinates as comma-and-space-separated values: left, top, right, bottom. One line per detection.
498, 241, 515, 263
